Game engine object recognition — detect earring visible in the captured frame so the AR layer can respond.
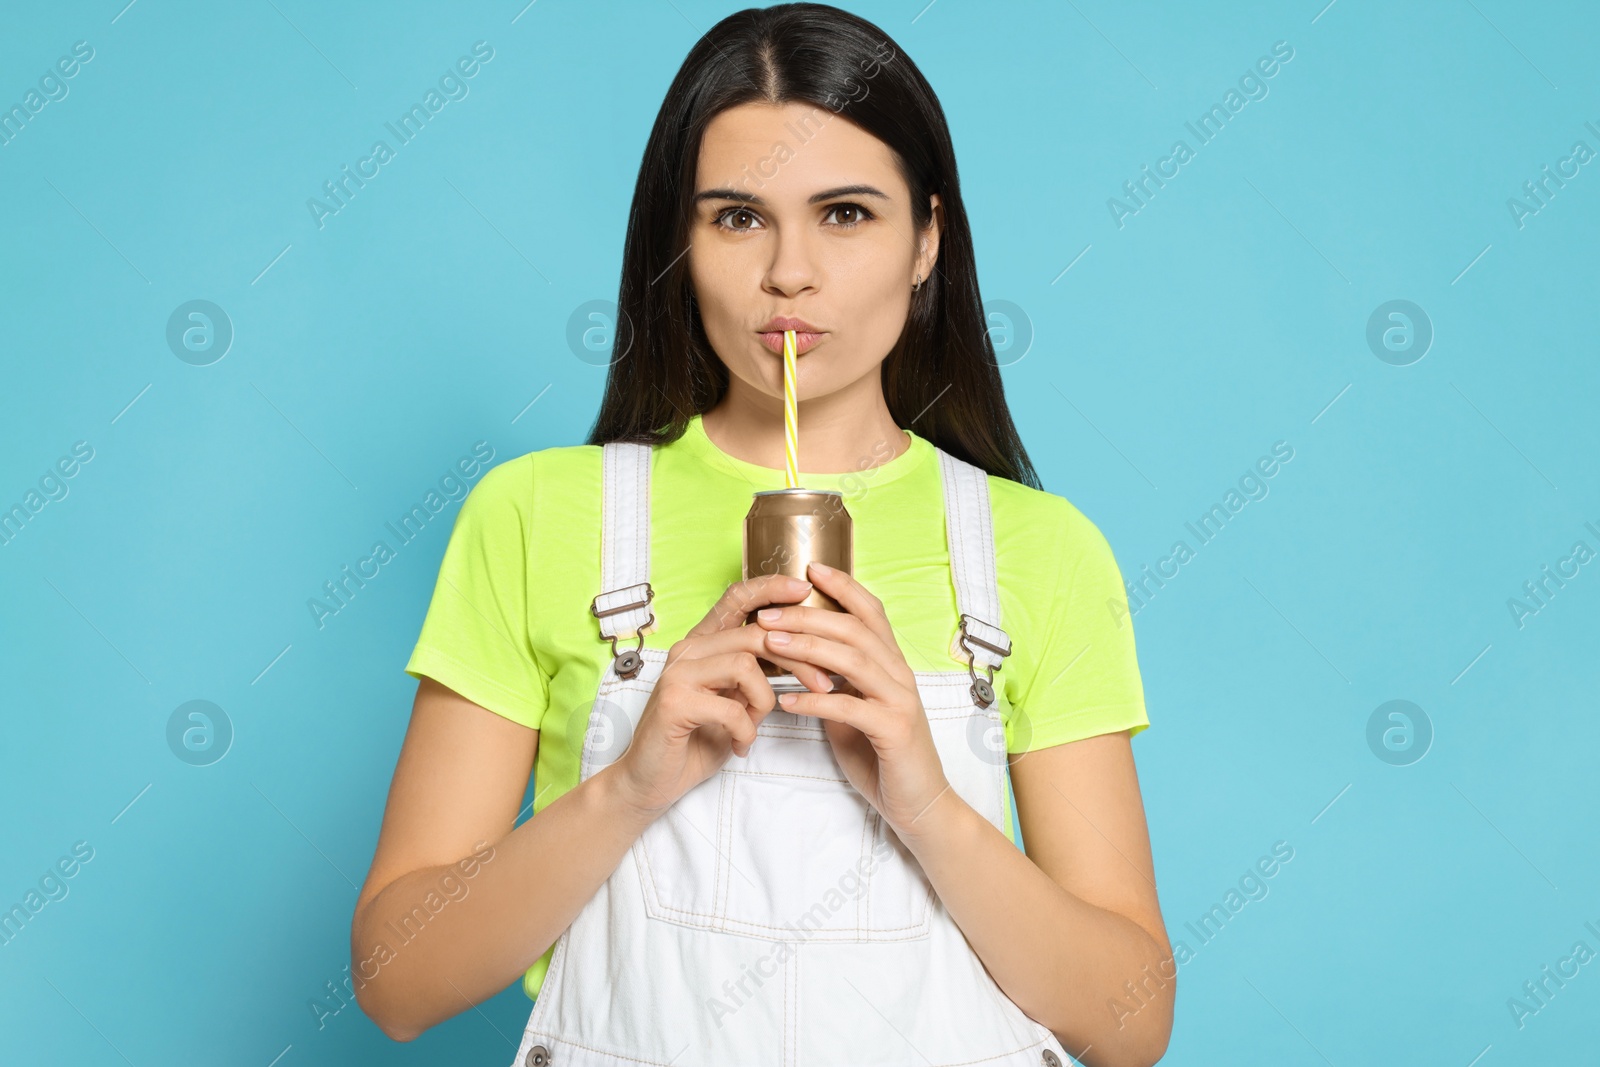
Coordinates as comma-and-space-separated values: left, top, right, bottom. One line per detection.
912, 274, 923, 292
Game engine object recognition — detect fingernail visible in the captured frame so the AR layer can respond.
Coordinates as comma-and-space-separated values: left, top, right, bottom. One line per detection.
767, 630, 791, 646
779, 692, 797, 706
788, 576, 813, 589
758, 608, 781, 622
819, 674, 834, 692
809, 560, 832, 576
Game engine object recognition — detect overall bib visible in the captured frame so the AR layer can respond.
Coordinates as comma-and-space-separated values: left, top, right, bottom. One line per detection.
509, 440, 1074, 1067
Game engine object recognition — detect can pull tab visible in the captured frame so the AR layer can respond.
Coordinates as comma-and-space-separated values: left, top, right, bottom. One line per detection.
957, 612, 1011, 708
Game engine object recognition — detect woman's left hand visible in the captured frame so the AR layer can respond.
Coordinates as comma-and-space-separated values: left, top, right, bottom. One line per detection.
752, 559, 956, 842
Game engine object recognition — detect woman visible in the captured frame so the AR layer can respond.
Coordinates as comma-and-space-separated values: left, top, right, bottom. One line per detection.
352, 4, 1173, 1064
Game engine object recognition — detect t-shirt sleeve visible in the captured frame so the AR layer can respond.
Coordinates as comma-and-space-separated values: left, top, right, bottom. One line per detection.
404, 456, 550, 730
1007, 501, 1149, 752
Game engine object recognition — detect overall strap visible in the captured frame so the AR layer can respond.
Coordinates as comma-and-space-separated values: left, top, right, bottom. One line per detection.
590, 441, 655, 676
937, 450, 1012, 705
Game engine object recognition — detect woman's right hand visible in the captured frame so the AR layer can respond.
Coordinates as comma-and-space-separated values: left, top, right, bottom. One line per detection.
607, 573, 823, 819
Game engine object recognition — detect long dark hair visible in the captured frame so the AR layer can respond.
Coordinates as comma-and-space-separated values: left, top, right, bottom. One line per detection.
585, 2, 1040, 489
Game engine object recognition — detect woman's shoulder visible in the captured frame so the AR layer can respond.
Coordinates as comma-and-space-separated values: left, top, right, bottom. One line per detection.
469, 441, 604, 506
983, 473, 1129, 613
984, 476, 1133, 655
985, 475, 1114, 561
451, 444, 606, 587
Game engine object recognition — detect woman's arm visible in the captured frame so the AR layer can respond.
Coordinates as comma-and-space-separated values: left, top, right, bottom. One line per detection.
350, 676, 656, 1042
899, 729, 1173, 1067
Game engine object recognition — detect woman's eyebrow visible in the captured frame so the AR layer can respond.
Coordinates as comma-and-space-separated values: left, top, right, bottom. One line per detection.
693, 184, 892, 206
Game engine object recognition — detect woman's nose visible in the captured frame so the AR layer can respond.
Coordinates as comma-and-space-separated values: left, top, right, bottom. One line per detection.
763, 231, 821, 294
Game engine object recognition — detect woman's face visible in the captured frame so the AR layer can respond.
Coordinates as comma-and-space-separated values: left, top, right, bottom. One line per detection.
688, 101, 941, 405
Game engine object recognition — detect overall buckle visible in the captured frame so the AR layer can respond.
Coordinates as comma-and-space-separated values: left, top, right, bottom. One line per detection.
591, 582, 655, 679
957, 612, 1011, 708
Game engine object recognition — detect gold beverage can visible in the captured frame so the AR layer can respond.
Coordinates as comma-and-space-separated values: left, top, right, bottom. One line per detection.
742, 488, 853, 685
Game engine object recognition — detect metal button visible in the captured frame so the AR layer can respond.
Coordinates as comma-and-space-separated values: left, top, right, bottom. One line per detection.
1041, 1051, 1061, 1067
970, 676, 995, 708
614, 649, 643, 678
525, 1045, 552, 1067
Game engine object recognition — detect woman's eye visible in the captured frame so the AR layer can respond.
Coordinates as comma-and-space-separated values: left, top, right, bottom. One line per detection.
713, 207, 762, 232
826, 203, 874, 228
711, 203, 875, 231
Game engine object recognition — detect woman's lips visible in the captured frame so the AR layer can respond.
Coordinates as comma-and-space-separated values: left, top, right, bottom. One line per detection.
757, 331, 823, 355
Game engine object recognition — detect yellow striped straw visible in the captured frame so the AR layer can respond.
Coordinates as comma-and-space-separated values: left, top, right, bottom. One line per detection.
783, 329, 799, 488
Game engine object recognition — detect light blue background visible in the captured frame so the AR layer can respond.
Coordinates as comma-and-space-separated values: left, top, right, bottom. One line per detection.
2, 1, 1596, 1064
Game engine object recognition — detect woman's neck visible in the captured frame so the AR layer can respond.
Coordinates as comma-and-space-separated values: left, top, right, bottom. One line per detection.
700, 378, 910, 475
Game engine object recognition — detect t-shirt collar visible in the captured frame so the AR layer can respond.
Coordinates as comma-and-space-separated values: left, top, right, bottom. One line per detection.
675, 412, 931, 491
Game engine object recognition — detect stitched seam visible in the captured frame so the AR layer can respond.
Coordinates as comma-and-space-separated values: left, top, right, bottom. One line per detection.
635, 442, 647, 588
789, 946, 799, 1067
714, 773, 730, 923
634, 819, 932, 936
858, 809, 872, 936
954, 458, 986, 670
782, 947, 793, 1067
522, 910, 569, 1032
954, 458, 969, 613
947, 454, 968, 629
635, 850, 933, 931
599, 444, 606, 601
720, 769, 850, 784
980, 471, 999, 625
522, 1030, 683, 1067
580, 679, 624, 779
971, 463, 991, 621
637, 896, 932, 934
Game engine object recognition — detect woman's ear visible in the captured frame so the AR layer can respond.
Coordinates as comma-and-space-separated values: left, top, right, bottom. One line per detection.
916, 192, 943, 284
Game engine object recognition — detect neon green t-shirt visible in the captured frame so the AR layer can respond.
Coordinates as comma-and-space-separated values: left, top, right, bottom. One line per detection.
403, 413, 1149, 1000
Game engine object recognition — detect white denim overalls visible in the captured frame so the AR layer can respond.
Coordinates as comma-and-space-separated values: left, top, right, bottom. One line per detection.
509, 440, 1074, 1067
